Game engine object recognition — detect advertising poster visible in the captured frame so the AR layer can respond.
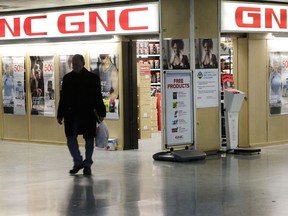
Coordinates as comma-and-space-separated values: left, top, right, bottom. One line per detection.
2, 56, 26, 115
162, 38, 190, 70
59, 55, 73, 91
195, 38, 219, 69
164, 70, 193, 146
89, 43, 119, 119
269, 52, 288, 115
195, 69, 219, 108
30, 56, 55, 116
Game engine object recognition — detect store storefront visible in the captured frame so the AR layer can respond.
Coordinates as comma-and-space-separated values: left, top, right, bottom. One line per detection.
221, 0, 288, 147
0, 2, 160, 150
6, 0, 285, 152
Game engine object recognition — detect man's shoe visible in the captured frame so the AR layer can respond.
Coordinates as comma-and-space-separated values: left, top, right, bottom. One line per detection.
83, 167, 92, 176
69, 164, 84, 174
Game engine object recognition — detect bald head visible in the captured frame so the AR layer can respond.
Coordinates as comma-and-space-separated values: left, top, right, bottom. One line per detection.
72, 54, 85, 73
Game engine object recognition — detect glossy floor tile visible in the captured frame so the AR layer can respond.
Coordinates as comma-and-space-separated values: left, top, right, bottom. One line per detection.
1, 135, 288, 216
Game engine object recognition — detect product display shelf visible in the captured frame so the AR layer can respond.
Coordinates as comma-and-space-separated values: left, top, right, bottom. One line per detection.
136, 39, 161, 91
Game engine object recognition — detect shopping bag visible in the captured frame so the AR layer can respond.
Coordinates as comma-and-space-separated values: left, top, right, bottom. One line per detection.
95, 121, 109, 148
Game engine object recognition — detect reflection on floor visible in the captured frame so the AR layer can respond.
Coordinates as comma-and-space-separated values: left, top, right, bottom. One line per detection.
1, 137, 288, 216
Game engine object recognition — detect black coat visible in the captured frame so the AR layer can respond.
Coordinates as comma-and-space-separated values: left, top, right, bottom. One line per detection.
57, 67, 106, 138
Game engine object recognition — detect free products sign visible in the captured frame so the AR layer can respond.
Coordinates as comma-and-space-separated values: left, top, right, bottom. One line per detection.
164, 71, 193, 147
0, 3, 159, 40
222, 1, 288, 32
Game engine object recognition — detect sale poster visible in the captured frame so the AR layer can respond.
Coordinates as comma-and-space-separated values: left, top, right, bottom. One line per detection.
30, 56, 55, 116
2, 56, 26, 115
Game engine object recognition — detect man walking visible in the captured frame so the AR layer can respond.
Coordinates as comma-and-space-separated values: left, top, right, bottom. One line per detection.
57, 54, 106, 175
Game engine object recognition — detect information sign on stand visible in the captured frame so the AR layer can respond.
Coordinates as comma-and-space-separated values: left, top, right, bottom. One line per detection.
153, 70, 206, 162
164, 70, 193, 147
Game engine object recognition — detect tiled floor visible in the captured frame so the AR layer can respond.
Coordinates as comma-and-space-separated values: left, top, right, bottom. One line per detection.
1, 134, 288, 216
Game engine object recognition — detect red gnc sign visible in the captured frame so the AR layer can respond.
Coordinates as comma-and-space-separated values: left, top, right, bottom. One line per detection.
0, 3, 159, 40
221, 2, 288, 32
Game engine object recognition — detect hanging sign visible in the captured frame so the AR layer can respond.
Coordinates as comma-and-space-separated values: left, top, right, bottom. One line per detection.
30, 56, 55, 117
2, 56, 26, 115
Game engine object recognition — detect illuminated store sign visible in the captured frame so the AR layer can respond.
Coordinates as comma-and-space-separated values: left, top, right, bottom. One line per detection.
222, 1, 288, 32
0, 3, 159, 40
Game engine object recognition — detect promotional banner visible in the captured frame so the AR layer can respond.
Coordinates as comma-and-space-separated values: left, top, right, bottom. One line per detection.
30, 56, 55, 116
164, 70, 193, 146
195, 69, 219, 108
269, 52, 288, 115
59, 55, 73, 91
90, 43, 119, 119
2, 56, 26, 115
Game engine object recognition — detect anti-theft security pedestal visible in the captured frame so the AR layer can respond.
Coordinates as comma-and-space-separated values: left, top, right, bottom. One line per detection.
224, 89, 261, 154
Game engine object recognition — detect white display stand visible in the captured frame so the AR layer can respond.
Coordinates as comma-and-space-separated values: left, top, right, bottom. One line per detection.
223, 89, 261, 154
224, 89, 245, 150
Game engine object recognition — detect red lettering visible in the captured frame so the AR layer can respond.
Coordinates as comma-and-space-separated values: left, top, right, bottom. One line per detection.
174, 79, 183, 83
0, 5, 155, 39
120, 7, 148, 30
58, 13, 85, 34
265, 8, 287, 29
24, 15, 47, 36
89, 10, 115, 32
235, 7, 261, 28
0, 18, 20, 37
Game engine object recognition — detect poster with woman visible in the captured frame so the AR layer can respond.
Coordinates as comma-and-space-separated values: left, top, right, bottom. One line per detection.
2, 56, 26, 115
162, 39, 190, 70
30, 56, 55, 116
195, 38, 218, 69
89, 43, 120, 119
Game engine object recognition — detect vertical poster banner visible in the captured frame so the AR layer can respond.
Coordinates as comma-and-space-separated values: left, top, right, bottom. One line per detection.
195, 69, 219, 108
59, 55, 73, 91
269, 52, 288, 115
2, 56, 25, 115
30, 56, 55, 116
90, 44, 120, 119
165, 70, 193, 146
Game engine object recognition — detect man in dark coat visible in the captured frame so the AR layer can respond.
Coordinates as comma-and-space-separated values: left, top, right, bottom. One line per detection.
57, 54, 106, 176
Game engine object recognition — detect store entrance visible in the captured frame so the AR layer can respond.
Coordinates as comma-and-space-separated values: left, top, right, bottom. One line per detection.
124, 36, 162, 151
220, 36, 234, 148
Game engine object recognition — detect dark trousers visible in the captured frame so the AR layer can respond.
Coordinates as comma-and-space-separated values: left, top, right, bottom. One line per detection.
67, 119, 94, 167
